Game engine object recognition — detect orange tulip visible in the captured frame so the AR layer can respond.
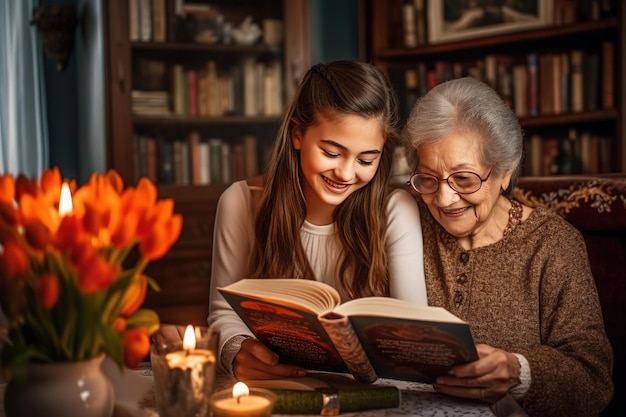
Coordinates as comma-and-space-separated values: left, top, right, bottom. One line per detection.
40, 167, 62, 193
54, 215, 84, 251
24, 218, 52, 251
82, 199, 113, 236
123, 327, 150, 369
138, 214, 182, 260
15, 174, 38, 200
113, 317, 127, 333
110, 212, 139, 248
78, 254, 119, 294
104, 170, 124, 194
119, 274, 148, 317
0, 174, 15, 204
0, 201, 19, 226
37, 273, 59, 309
0, 240, 29, 282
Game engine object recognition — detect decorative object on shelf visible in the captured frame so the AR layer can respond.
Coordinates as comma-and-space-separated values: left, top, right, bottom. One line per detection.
427, 0, 553, 44
0, 168, 183, 415
231, 16, 262, 46
4, 355, 114, 417
30, 3, 78, 71
150, 324, 219, 417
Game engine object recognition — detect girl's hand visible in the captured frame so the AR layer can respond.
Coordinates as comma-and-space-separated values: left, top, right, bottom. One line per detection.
233, 338, 308, 380
432, 343, 521, 403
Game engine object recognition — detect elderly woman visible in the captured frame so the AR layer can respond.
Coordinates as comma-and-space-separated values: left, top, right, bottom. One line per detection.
403, 77, 613, 417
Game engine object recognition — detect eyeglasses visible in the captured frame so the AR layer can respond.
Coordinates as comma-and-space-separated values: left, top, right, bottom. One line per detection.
408, 166, 494, 195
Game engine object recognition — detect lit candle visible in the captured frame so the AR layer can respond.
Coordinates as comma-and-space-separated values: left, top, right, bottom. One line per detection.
164, 325, 215, 369
210, 382, 275, 417
151, 325, 217, 417
58, 183, 73, 215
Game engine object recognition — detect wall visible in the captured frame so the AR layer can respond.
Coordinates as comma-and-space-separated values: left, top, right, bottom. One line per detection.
311, 0, 360, 63
41, 0, 79, 180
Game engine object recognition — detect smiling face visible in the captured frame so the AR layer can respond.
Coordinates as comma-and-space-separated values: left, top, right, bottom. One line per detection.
417, 132, 512, 249
293, 113, 385, 225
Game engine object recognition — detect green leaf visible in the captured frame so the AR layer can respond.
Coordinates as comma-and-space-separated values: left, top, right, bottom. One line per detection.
126, 309, 160, 334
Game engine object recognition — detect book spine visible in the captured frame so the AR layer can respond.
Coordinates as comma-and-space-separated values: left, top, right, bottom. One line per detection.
318, 314, 377, 384
270, 386, 400, 414
526, 53, 539, 117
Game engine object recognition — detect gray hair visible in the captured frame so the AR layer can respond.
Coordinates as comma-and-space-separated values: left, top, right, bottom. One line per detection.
403, 77, 523, 195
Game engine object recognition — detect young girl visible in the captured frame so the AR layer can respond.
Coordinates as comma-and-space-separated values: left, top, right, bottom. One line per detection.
208, 60, 426, 380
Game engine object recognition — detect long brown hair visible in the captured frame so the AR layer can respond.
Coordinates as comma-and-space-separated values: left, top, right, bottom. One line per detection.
248, 60, 400, 300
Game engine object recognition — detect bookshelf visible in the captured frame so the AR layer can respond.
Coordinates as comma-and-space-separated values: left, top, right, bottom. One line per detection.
362, 0, 625, 176
104, 0, 311, 325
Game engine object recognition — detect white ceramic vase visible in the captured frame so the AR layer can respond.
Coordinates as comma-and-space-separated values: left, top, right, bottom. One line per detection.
4, 355, 115, 417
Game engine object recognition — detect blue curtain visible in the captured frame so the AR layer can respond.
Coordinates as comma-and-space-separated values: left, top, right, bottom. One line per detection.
0, 0, 49, 178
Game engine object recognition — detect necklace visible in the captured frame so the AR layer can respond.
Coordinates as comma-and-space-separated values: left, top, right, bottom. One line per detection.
503, 199, 523, 236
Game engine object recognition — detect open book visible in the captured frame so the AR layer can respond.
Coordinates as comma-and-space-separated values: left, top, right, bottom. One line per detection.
218, 279, 478, 384
245, 372, 399, 414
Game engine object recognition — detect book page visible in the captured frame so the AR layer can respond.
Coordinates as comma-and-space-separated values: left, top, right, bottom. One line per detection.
218, 278, 340, 314
334, 296, 466, 324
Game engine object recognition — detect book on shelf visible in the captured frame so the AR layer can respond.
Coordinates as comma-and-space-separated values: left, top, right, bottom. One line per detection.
218, 278, 478, 384
151, 0, 166, 42
245, 372, 400, 414
570, 49, 584, 113
602, 42, 615, 109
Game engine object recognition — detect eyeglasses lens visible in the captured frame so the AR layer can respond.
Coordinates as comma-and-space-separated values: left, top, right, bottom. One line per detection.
411, 172, 482, 194
449, 172, 481, 193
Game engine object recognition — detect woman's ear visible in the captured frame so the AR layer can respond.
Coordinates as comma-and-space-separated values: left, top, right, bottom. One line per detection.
501, 170, 513, 191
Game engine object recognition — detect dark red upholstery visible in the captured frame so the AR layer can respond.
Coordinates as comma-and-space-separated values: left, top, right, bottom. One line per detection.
515, 175, 626, 417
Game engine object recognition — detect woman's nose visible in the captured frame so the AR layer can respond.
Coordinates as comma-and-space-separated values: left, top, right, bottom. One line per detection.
434, 180, 460, 205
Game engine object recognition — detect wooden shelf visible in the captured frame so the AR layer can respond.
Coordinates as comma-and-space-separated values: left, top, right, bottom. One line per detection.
375, 18, 618, 60
133, 114, 281, 126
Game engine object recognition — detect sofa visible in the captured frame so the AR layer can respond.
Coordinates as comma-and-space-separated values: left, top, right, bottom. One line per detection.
514, 175, 626, 417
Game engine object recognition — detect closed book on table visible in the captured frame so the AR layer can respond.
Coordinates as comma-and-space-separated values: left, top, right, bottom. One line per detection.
246, 372, 400, 414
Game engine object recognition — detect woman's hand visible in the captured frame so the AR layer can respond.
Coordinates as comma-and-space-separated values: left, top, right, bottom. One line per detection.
233, 338, 308, 380
432, 344, 521, 403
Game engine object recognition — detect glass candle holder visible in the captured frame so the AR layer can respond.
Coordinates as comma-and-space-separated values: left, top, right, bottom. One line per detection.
209, 384, 276, 417
151, 324, 219, 417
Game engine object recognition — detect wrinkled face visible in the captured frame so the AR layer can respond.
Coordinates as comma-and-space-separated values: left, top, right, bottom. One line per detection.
417, 132, 511, 244
293, 113, 385, 225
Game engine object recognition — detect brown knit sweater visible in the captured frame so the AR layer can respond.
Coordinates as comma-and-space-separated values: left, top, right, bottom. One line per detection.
419, 200, 614, 417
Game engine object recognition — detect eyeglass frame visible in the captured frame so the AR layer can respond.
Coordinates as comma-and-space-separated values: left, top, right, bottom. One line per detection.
407, 166, 494, 195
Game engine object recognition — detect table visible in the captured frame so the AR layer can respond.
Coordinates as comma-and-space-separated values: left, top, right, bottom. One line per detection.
0, 371, 495, 417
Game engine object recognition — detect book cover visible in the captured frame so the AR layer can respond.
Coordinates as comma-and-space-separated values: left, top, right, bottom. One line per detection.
246, 372, 400, 414
219, 279, 478, 384
570, 49, 584, 113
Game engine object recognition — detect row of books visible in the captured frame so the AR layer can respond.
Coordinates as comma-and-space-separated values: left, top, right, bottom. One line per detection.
130, 0, 222, 43
133, 132, 269, 186
392, 43, 614, 120
524, 129, 613, 177
132, 57, 284, 118
399, 0, 616, 49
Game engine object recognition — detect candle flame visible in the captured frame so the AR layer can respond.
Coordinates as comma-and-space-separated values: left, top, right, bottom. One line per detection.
182, 325, 196, 351
59, 183, 73, 216
233, 382, 249, 401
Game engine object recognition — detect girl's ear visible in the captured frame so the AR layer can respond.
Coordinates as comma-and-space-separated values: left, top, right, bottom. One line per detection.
292, 128, 303, 150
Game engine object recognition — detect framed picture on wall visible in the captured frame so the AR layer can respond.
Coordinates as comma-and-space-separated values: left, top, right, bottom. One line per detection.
428, 0, 553, 44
